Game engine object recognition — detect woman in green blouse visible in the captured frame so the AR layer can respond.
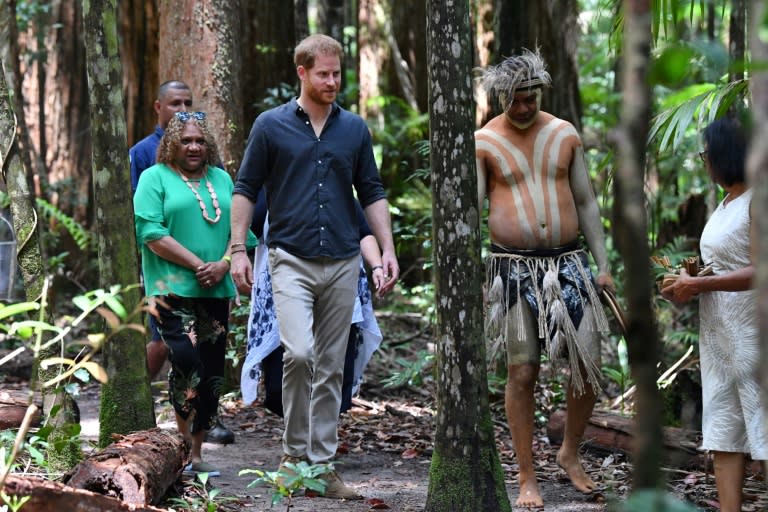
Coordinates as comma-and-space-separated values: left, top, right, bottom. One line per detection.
134, 111, 234, 475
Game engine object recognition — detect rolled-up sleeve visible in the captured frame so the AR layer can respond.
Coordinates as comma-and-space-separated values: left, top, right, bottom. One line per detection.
133, 171, 170, 244
234, 116, 270, 201
352, 125, 386, 208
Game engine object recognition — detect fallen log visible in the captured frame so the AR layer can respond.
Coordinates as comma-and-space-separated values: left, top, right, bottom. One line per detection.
0, 389, 41, 429
1, 475, 167, 512
62, 427, 189, 506
546, 409, 704, 469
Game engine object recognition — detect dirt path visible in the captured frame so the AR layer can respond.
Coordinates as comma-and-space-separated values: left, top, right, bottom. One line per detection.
79, 383, 609, 511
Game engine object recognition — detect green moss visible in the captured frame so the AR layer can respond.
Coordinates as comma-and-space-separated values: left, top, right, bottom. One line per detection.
425, 445, 511, 512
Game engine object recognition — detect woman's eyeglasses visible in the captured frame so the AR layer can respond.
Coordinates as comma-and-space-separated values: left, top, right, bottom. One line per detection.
698, 150, 708, 162
175, 111, 206, 122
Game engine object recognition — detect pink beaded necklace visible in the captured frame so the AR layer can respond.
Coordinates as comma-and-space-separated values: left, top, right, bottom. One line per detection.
180, 170, 221, 224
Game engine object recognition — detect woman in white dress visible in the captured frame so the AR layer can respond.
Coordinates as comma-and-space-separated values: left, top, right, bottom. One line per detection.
663, 116, 765, 512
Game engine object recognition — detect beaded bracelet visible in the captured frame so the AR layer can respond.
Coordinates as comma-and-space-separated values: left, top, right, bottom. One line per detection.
371, 265, 384, 272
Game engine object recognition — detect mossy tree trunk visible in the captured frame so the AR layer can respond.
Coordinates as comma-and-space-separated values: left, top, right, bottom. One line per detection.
424, 1, 510, 511
159, 0, 244, 174
747, 0, 768, 461
613, 0, 664, 490
81, 0, 155, 447
0, 2, 82, 473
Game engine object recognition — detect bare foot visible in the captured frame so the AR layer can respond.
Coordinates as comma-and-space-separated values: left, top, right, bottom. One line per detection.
515, 474, 544, 508
557, 448, 597, 493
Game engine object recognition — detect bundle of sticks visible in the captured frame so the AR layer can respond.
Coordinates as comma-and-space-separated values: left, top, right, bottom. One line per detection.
651, 255, 713, 290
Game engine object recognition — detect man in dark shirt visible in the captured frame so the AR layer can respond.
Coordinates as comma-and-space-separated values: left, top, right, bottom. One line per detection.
129, 80, 234, 445
230, 34, 399, 500
129, 80, 193, 192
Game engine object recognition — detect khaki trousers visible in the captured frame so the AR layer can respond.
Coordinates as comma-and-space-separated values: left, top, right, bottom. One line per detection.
269, 247, 358, 463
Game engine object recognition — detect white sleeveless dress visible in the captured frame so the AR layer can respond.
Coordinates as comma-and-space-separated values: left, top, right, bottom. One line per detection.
698, 189, 766, 459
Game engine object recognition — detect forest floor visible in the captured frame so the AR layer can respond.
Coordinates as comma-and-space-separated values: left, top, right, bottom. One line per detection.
12, 312, 768, 511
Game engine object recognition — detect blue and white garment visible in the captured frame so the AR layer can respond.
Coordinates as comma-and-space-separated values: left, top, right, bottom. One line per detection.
240, 221, 382, 406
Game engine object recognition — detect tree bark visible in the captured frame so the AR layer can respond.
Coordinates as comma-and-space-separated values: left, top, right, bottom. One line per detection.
1, 475, 168, 512
613, 0, 663, 490
424, 1, 510, 510
390, 1, 427, 113
18, 0, 91, 221
63, 428, 189, 506
159, 0, 244, 174
730, 0, 746, 83
358, 0, 386, 122
747, 0, 768, 461
0, 6, 82, 473
118, 0, 159, 148
81, 0, 156, 447
240, 0, 297, 130
294, 0, 309, 42
318, 0, 345, 43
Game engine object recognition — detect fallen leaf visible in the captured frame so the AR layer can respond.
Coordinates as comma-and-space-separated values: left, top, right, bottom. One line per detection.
401, 448, 419, 459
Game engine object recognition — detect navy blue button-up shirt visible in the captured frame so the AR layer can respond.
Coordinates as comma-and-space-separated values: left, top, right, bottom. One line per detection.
234, 98, 386, 260
129, 126, 164, 193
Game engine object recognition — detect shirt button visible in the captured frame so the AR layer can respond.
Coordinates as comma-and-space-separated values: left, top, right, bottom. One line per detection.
321, 226, 325, 230
319, 183, 323, 187
305, 121, 309, 124
318, 160, 322, 164
320, 205, 324, 208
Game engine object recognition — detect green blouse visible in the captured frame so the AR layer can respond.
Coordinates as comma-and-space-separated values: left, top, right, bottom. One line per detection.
134, 163, 236, 299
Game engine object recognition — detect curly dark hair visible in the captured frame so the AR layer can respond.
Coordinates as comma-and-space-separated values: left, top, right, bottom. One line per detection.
155, 114, 221, 170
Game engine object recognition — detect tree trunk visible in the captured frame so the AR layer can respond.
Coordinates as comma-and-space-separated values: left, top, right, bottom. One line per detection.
81, 0, 156, 448
240, 0, 297, 129
613, 0, 663, 491
18, 0, 91, 221
748, 0, 768, 462
0, 7, 82, 473
63, 429, 189, 506
159, 0, 244, 174
318, 0, 345, 43
358, 0, 386, 122
1, 475, 168, 512
118, 0, 159, 148
493, 0, 582, 131
390, 1, 427, 113
294, 0, 309, 42
730, 0, 746, 83
424, 2, 510, 510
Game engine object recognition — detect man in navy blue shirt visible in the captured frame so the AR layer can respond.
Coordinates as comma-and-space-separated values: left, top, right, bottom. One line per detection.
230, 34, 399, 500
129, 80, 192, 192
129, 80, 234, 445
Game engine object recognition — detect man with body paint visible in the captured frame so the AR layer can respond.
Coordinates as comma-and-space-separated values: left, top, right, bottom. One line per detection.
475, 49, 615, 509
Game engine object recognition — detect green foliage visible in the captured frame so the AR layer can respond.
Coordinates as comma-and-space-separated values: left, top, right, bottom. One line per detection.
166, 471, 236, 512
35, 198, 93, 252
382, 349, 434, 388
239, 460, 334, 509
0, 282, 146, 479
225, 297, 250, 372
0, 489, 31, 512
602, 338, 633, 414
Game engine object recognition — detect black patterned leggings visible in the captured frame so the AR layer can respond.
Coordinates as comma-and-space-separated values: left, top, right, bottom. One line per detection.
155, 295, 229, 433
